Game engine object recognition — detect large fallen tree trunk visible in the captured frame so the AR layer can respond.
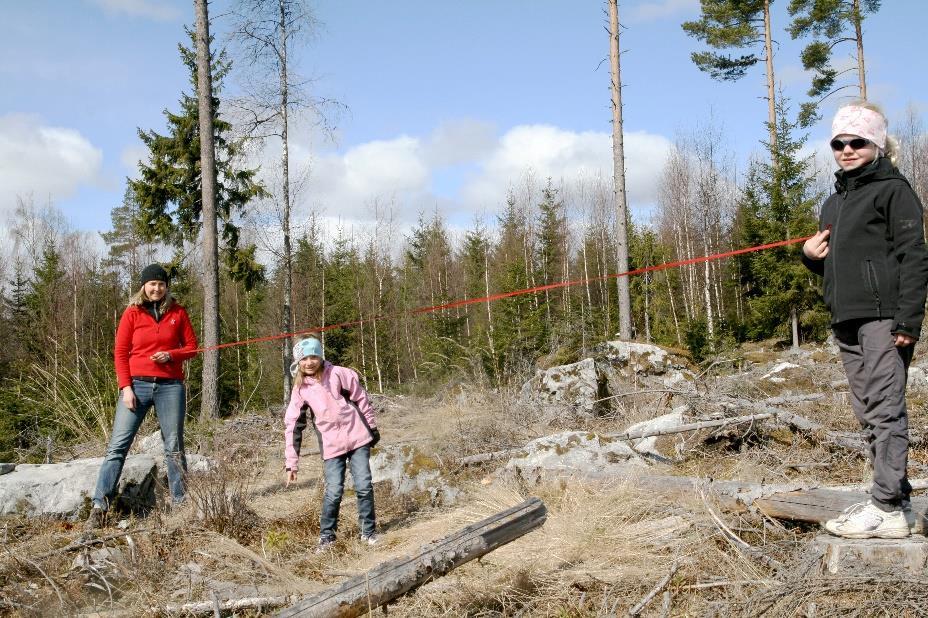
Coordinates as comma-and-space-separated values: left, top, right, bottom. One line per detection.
754, 489, 928, 533
277, 497, 547, 617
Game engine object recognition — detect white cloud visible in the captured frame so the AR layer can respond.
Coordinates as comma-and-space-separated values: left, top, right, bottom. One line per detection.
422, 119, 497, 167
0, 114, 103, 213
626, 0, 699, 24
461, 124, 672, 213
120, 143, 150, 179
87, 0, 180, 21
243, 120, 671, 230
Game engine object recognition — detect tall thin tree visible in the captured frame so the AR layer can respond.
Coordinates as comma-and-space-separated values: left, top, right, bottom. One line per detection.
230, 0, 342, 401
608, 0, 632, 339
194, 0, 220, 419
683, 0, 778, 151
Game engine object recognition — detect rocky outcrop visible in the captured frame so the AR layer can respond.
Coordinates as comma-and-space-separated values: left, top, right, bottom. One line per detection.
0, 455, 158, 519
504, 431, 649, 484
137, 430, 214, 474
520, 358, 608, 417
370, 445, 458, 504
598, 340, 692, 390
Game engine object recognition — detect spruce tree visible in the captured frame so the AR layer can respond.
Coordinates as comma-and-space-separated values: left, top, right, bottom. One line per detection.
735, 96, 828, 345
129, 31, 264, 253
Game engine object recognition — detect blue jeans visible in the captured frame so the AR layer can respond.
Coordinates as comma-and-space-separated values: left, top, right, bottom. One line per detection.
92, 379, 187, 510
320, 445, 376, 540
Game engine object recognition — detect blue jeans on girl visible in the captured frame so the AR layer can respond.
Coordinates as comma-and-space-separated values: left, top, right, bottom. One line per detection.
92, 379, 187, 510
320, 445, 376, 541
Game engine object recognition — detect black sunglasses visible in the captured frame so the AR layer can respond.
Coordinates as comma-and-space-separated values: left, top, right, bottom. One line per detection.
830, 137, 872, 151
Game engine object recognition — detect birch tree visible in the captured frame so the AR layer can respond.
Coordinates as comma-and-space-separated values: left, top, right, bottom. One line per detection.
230, 0, 342, 400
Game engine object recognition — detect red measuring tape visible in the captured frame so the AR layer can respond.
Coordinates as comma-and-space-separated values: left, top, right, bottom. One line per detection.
194, 233, 813, 353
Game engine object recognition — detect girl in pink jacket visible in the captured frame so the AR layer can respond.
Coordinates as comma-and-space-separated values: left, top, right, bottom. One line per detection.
284, 336, 380, 550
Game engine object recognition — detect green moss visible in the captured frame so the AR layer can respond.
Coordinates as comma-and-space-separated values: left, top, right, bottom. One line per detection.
401, 448, 440, 477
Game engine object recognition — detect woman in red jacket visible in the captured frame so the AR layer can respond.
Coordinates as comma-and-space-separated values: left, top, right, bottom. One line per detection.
86, 264, 198, 529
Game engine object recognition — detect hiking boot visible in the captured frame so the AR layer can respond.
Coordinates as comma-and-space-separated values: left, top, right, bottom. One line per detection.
315, 537, 336, 554
824, 501, 910, 539
84, 506, 106, 531
360, 533, 379, 546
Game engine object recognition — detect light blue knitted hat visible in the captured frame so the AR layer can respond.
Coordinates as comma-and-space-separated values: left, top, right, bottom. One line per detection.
289, 337, 324, 376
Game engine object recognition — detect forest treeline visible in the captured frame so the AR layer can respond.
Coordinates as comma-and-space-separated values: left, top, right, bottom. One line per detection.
2, 0, 928, 462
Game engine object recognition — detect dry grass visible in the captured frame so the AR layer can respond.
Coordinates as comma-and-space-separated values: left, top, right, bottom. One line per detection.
7, 347, 928, 616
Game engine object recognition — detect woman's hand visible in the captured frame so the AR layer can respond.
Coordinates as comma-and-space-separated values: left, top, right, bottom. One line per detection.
151, 351, 172, 364
285, 470, 298, 487
895, 334, 916, 347
803, 228, 830, 260
122, 386, 136, 411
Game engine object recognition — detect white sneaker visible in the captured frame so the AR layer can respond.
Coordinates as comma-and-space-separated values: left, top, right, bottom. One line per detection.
360, 533, 379, 546
824, 501, 910, 539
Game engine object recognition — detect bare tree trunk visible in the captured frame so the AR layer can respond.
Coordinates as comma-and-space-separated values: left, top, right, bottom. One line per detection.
665, 271, 683, 348
763, 0, 777, 150
278, 0, 294, 402
609, 0, 632, 339
853, 0, 867, 99
791, 306, 800, 350
194, 0, 220, 420
484, 242, 498, 385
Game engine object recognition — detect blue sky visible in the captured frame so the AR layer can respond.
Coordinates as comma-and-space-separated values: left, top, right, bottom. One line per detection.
1, 0, 925, 238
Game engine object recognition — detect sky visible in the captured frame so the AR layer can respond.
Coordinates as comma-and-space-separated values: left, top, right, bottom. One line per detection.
1, 0, 926, 245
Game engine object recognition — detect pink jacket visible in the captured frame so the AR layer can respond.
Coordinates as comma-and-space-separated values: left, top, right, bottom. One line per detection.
284, 362, 377, 470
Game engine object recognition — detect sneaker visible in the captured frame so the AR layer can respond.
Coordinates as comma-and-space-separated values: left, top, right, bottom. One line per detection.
360, 533, 379, 546
84, 506, 106, 531
823, 501, 910, 539
315, 537, 336, 554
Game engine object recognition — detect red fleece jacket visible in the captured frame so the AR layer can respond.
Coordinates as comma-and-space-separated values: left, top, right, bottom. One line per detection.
114, 303, 199, 389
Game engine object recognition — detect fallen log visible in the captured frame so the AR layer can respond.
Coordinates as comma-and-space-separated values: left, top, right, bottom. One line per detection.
277, 497, 547, 617
755, 489, 928, 533
460, 413, 775, 466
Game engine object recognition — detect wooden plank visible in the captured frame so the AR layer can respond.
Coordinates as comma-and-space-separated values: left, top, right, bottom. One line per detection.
756, 489, 928, 533
276, 497, 547, 618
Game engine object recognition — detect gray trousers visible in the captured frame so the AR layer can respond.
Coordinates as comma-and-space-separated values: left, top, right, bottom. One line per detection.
833, 319, 914, 511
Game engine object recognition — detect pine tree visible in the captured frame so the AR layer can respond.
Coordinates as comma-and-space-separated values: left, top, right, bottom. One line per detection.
683, 0, 779, 149
788, 0, 881, 126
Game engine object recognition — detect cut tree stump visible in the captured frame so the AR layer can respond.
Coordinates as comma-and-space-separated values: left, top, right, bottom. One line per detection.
813, 534, 928, 575
276, 497, 547, 618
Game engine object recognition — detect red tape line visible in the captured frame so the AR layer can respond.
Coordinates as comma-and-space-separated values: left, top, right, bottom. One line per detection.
194, 234, 813, 353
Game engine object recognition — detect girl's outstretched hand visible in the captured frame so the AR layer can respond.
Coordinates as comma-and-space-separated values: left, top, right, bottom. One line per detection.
803, 228, 830, 260
285, 470, 298, 487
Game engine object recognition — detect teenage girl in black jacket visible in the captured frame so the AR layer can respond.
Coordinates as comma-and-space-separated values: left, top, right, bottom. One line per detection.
803, 102, 928, 539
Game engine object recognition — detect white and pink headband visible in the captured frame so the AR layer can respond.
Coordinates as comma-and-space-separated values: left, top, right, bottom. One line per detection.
831, 105, 887, 150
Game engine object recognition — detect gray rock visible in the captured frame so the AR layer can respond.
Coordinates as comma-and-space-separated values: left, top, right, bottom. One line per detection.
598, 340, 693, 390
0, 463, 14, 475
137, 430, 214, 474
0, 455, 158, 519
520, 358, 608, 416
505, 431, 649, 484
370, 445, 458, 504
622, 406, 688, 459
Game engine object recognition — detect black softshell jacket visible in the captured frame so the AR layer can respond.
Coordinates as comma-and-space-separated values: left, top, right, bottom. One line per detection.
802, 157, 928, 339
